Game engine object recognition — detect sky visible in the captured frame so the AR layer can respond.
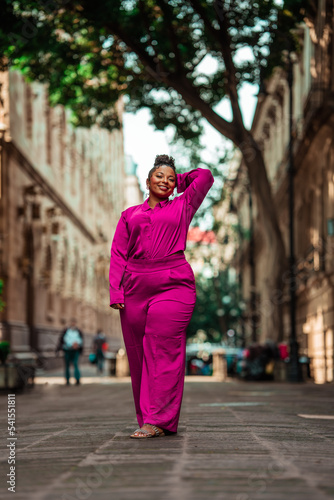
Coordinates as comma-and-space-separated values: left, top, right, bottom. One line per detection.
123, 54, 258, 193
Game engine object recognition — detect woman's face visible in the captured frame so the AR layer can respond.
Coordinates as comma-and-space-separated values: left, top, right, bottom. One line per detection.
147, 165, 176, 198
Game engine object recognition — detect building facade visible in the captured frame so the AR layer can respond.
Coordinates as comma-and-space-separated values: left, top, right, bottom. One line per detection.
0, 70, 127, 361
226, 3, 334, 383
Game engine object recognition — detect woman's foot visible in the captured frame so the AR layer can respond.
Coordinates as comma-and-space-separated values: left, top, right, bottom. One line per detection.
130, 423, 165, 438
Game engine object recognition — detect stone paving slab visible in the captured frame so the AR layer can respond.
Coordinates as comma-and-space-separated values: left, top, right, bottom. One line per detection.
0, 378, 334, 500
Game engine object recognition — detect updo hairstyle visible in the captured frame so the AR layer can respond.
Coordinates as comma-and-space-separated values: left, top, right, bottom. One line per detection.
147, 154, 177, 181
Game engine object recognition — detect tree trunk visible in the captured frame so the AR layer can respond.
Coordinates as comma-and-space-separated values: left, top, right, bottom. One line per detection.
237, 130, 287, 342
162, 77, 287, 342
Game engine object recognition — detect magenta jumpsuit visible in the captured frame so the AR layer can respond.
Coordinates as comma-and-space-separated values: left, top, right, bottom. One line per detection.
109, 168, 214, 433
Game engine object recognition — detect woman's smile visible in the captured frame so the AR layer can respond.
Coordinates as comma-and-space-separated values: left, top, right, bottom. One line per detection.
148, 165, 176, 198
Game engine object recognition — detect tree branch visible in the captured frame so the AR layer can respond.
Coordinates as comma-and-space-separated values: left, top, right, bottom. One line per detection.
187, 0, 223, 49
170, 75, 238, 142
213, 0, 245, 128
104, 21, 170, 82
105, 20, 238, 143
138, 0, 161, 64
192, 49, 211, 70
189, 0, 244, 130
155, 0, 185, 74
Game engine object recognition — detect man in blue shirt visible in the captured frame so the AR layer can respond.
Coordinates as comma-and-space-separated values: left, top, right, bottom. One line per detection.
56, 318, 84, 385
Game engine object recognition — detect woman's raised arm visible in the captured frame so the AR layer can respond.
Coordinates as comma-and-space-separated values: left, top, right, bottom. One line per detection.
109, 212, 129, 307
176, 168, 214, 217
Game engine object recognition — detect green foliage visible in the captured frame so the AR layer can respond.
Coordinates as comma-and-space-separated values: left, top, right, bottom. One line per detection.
0, 0, 309, 136
261, 0, 310, 82
168, 133, 233, 228
187, 267, 243, 342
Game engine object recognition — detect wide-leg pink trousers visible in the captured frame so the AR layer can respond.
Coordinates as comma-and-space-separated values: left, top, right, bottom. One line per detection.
119, 252, 196, 433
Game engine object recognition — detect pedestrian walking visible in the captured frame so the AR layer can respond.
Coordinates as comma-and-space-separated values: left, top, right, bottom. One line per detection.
92, 329, 107, 374
55, 318, 84, 385
109, 154, 214, 438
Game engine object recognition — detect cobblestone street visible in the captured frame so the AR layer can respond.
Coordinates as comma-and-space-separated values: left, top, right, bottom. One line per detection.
1, 371, 334, 500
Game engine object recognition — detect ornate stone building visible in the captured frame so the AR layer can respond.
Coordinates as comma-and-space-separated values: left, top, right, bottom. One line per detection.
0, 69, 126, 360
225, 4, 334, 383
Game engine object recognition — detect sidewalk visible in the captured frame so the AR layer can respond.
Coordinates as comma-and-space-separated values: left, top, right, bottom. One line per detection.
34, 363, 229, 384
1, 376, 334, 500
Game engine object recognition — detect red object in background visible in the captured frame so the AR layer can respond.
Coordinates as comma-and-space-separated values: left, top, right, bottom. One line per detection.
278, 343, 289, 360
102, 342, 108, 351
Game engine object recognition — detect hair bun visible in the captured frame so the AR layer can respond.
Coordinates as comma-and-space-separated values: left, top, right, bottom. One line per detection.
154, 154, 175, 170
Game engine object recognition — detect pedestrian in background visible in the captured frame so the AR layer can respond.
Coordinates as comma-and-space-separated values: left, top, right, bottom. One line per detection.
56, 318, 84, 385
109, 154, 214, 438
92, 329, 107, 374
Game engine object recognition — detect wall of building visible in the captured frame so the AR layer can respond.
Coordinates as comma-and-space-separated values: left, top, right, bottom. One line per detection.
0, 69, 127, 359
225, 5, 334, 383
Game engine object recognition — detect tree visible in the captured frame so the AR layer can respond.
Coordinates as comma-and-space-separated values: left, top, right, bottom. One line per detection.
188, 266, 245, 344
0, 0, 309, 339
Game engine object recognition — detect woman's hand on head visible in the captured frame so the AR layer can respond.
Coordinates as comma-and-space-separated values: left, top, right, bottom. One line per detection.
110, 303, 125, 310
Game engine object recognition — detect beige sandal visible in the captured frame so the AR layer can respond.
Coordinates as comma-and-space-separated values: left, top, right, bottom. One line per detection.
130, 423, 165, 438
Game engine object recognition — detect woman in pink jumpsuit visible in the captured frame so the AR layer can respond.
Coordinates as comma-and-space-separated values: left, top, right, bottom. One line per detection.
109, 154, 214, 438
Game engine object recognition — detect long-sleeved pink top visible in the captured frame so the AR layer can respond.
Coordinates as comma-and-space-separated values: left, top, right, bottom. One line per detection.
109, 168, 215, 306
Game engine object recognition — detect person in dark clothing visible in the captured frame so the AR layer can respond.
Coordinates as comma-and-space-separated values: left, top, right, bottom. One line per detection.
92, 330, 107, 374
56, 318, 84, 385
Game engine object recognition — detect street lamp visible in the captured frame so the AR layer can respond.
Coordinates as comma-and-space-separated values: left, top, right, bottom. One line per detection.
285, 48, 303, 382
247, 183, 257, 344
228, 195, 246, 348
